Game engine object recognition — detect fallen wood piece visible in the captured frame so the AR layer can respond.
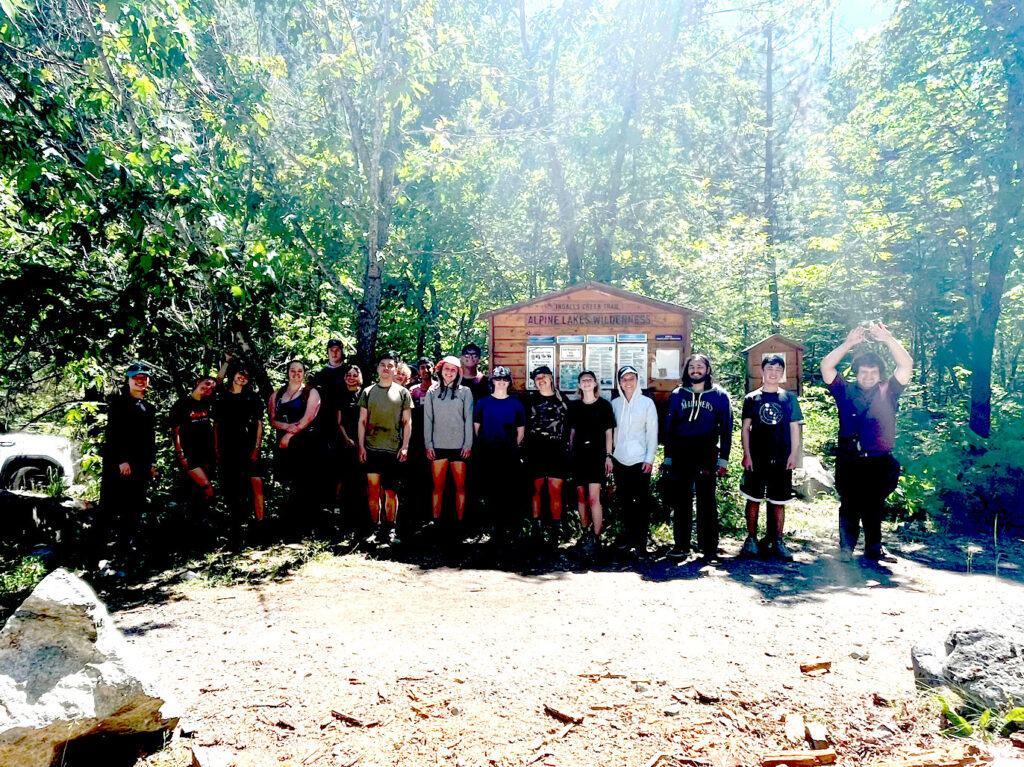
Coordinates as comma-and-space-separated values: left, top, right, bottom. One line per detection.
331, 709, 373, 727
799, 660, 832, 674
544, 702, 584, 724
276, 717, 297, 730
695, 688, 720, 704
761, 747, 837, 766
527, 750, 554, 765
864, 748, 988, 767
300, 743, 330, 765
557, 722, 577, 739
784, 713, 805, 745
805, 721, 829, 749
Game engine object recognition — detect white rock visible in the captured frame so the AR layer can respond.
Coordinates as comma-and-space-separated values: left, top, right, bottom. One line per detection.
0, 569, 180, 767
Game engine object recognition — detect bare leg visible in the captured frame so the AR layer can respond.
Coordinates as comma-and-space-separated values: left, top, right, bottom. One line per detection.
251, 477, 264, 521
576, 485, 590, 528
548, 478, 564, 521
532, 478, 545, 519
588, 483, 603, 536
451, 461, 468, 521
745, 500, 760, 538
187, 466, 214, 499
384, 489, 398, 523
430, 459, 449, 520
768, 503, 785, 540
367, 474, 382, 524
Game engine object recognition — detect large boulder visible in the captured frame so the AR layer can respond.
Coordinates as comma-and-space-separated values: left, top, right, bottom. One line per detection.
0, 568, 180, 767
912, 610, 1024, 711
793, 456, 835, 498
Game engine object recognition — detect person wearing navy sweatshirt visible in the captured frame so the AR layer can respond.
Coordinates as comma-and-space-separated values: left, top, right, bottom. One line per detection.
663, 353, 734, 562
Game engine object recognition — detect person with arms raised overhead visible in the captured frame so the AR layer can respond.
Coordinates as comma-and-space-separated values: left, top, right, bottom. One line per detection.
820, 323, 912, 564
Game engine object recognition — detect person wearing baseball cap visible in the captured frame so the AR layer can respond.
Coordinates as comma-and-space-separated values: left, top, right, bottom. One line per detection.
310, 338, 351, 511
97, 361, 158, 569
610, 364, 658, 558
460, 343, 490, 402
524, 364, 570, 550
472, 366, 526, 550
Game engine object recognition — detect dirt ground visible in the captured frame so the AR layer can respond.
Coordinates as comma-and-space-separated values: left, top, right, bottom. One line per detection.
112, 504, 1024, 767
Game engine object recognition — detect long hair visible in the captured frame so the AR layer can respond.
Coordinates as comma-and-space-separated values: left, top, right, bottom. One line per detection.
681, 353, 714, 388
226, 360, 253, 390
436, 356, 462, 400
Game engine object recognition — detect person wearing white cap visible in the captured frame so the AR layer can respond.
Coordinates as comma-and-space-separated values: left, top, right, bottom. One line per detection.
610, 365, 658, 556
423, 355, 474, 533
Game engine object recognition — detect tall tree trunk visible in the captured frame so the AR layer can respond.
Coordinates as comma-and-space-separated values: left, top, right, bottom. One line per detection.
968, 48, 1023, 437
764, 23, 781, 333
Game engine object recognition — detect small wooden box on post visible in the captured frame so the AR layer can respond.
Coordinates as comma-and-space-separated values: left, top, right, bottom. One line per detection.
481, 281, 701, 405
742, 334, 805, 396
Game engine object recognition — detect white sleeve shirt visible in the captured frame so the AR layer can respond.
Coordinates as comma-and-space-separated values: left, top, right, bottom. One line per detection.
612, 393, 658, 466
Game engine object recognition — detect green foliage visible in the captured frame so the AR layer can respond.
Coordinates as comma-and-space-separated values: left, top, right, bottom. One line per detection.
0, 555, 46, 598
938, 695, 1024, 742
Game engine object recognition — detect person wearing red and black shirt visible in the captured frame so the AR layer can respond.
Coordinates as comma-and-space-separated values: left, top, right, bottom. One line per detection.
170, 375, 218, 501
821, 323, 913, 563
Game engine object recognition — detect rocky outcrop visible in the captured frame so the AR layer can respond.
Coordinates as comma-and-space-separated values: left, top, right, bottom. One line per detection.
0, 568, 180, 766
912, 610, 1024, 711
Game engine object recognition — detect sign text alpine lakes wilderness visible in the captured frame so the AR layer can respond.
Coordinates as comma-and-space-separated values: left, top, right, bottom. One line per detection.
526, 313, 652, 327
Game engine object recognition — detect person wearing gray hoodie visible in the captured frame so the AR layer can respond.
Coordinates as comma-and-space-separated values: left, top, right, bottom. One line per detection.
663, 353, 734, 561
423, 355, 475, 526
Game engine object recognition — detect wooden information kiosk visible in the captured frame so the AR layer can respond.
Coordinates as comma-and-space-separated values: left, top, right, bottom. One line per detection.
482, 282, 701, 404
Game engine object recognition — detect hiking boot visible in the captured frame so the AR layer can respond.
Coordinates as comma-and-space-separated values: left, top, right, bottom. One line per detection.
865, 547, 897, 564
740, 536, 760, 557
770, 538, 794, 561
666, 546, 691, 561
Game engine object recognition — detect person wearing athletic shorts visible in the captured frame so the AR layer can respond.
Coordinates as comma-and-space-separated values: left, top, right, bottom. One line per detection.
358, 351, 413, 546
739, 353, 803, 560
423, 355, 474, 535
567, 370, 614, 552
524, 365, 570, 547
170, 375, 218, 504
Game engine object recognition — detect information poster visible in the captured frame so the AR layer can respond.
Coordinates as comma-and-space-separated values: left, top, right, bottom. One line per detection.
526, 345, 555, 389
654, 348, 681, 380
559, 345, 583, 362
617, 344, 648, 388
585, 344, 616, 389
559, 362, 583, 391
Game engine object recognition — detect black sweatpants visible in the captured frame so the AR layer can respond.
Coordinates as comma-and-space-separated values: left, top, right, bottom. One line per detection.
670, 463, 719, 555
835, 452, 900, 555
612, 459, 652, 549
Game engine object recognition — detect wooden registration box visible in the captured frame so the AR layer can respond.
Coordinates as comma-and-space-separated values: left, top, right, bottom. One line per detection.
482, 282, 701, 404
742, 334, 806, 395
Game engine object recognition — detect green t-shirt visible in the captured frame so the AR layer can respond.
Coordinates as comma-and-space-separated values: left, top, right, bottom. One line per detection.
358, 382, 412, 452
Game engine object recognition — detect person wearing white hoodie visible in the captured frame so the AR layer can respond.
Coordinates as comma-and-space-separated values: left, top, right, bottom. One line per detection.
423, 355, 475, 529
610, 365, 659, 556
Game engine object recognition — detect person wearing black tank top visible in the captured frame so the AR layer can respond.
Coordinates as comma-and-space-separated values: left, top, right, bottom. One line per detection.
268, 360, 322, 535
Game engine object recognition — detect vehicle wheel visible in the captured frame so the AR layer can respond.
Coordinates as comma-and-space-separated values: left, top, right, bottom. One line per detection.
10, 465, 48, 492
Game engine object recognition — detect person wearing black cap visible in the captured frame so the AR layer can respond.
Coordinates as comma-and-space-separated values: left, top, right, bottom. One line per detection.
98, 361, 158, 565
310, 338, 350, 510
170, 375, 218, 503
525, 364, 570, 548
472, 366, 526, 547
663, 353, 734, 562
611, 365, 659, 557
460, 343, 490, 402
215, 360, 267, 541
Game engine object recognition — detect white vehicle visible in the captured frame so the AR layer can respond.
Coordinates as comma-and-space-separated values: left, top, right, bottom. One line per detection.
0, 431, 76, 492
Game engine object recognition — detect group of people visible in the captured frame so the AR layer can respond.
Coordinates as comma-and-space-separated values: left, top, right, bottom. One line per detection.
99, 323, 913, 568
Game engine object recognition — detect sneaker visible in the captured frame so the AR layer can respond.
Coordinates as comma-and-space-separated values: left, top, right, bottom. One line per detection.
365, 526, 382, 545
770, 539, 794, 561
384, 525, 397, 546
740, 536, 760, 557
837, 547, 854, 562
667, 546, 691, 561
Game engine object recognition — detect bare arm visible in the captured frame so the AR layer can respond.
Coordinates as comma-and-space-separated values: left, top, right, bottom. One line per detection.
869, 322, 913, 385
516, 425, 525, 446
820, 326, 868, 384
398, 407, 412, 461
294, 389, 321, 431
787, 421, 801, 470
357, 406, 368, 462
741, 417, 753, 470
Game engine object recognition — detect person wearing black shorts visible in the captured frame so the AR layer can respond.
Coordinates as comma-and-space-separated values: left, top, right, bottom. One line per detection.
739, 354, 803, 560
567, 370, 614, 551
170, 375, 218, 504
525, 365, 570, 547
358, 351, 413, 545
310, 338, 350, 510
423, 355, 474, 533
215, 361, 267, 541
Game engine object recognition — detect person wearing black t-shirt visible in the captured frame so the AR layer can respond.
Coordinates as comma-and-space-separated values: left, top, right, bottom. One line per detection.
310, 339, 349, 510
215, 362, 266, 536
567, 371, 614, 551
821, 323, 912, 563
460, 343, 490, 402
170, 375, 218, 501
525, 365, 570, 547
739, 354, 803, 560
